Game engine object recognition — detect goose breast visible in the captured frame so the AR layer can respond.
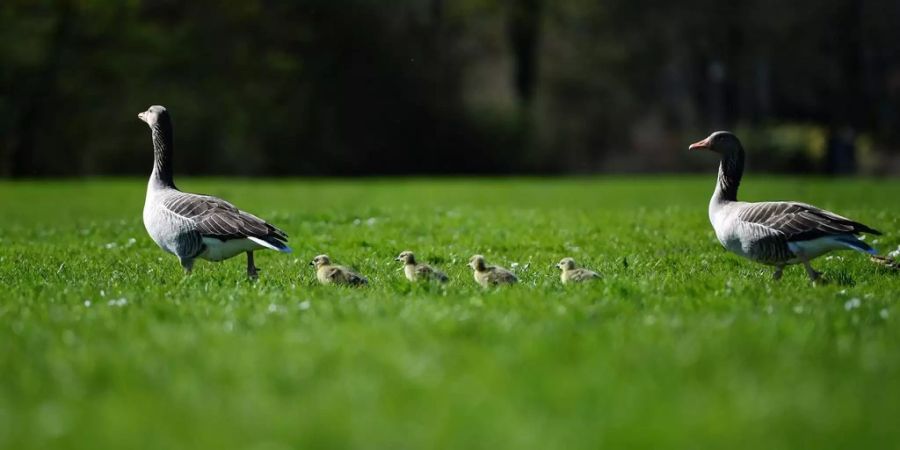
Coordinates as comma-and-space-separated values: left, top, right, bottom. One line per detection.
143, 190, 203, 258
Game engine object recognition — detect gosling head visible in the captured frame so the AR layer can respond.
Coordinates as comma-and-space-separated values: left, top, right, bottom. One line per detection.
468, 255, 487, 271
310, 254, 331, 268
395, 251, 417, 265
556, 257, 577, 271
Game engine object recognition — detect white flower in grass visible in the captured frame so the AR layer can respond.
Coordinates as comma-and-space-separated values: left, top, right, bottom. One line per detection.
880, 309, 889, 320
844, 298, 861, 311
297, 300, 311, 310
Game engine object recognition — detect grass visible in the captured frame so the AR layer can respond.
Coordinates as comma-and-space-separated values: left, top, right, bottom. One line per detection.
1, 176, 899, 450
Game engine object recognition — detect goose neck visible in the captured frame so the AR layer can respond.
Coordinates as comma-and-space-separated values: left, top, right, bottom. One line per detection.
713, 149, 743, 204
150, 121, 176, 189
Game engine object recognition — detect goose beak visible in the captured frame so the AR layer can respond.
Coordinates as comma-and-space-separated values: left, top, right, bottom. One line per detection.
689, 137, 711, 151
138, 111, 145, 121
309, 261, 315, 267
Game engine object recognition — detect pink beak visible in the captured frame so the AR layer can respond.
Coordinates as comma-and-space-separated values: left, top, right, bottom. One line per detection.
688, 137, 711, 150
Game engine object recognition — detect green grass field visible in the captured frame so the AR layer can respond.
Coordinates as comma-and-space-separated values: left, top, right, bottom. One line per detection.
1, 176, 899, 449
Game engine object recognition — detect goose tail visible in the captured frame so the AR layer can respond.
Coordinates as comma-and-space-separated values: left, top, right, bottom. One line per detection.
248, 236, 292, 253
834, 235, 877, 255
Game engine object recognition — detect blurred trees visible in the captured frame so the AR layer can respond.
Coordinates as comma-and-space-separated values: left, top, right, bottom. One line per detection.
1, 0, 899, 177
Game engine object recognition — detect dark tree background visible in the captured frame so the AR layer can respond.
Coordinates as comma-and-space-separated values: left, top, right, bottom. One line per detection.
2, 0, 900, 177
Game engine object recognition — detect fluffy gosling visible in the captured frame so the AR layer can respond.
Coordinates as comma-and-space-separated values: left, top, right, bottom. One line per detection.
310, 254, 368, 286
556, 257, 600, 284
467, 255, 518, 287
396, 251, 449, 283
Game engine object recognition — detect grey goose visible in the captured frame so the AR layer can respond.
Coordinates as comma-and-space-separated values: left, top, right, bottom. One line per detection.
138, 105, 291, 278
691, 131, 882, 281
468, 255, 518, 287
556, 257, 601, 284
310, 254, 368, 286
395, 251, 449, 283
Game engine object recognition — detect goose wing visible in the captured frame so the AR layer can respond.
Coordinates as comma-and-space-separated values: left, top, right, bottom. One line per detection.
163, 192, 288, 245
416, 264, 449, 282
487, 266, 518, 284
570, 268, 600, 281
336, 266, 368, 286
737, 201, 880, 242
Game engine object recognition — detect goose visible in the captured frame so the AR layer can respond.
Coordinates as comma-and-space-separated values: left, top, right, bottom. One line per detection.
691, 131, 882, 281
138, 105, 291, 278
310, 254, 368, 286
467, 255, 518, 287
556, 257, 601, 283
395, 251, 449, 282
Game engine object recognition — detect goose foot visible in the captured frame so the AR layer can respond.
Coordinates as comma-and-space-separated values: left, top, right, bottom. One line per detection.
247, 251, 259, 280
772, 265, 785, 281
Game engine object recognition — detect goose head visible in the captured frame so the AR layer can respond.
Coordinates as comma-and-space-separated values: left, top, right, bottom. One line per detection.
689, 131, 742, 156
138, 105, 169, 127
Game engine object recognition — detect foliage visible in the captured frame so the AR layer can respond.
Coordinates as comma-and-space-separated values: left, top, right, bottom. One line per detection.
2, 0, 900, 176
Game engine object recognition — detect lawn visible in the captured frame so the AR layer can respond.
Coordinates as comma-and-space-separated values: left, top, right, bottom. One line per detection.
1, 176, 899, 450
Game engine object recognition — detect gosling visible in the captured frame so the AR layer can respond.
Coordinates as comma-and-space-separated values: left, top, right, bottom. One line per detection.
396, 251, 449, 283
556, 257, 601, 284
467, 255, 518, 287
310, 254, 368, 286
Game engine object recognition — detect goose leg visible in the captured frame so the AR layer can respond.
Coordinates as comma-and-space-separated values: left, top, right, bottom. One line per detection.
246, 251, 259, 279
772, 264, 785, 280
798, 254, 821, 281
180, 257, 195, 275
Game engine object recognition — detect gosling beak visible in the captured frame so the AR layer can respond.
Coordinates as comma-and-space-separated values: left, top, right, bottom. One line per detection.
309, 261, 315, 267
688, 136, 711, 151
138, 111, 145, 121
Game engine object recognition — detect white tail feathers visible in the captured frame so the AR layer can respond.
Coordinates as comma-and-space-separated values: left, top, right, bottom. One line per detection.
248, 236, 292, 253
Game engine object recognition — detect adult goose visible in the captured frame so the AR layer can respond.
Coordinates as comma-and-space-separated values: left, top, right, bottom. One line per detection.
691, 131, 881, 281
138, 105, 291, 278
